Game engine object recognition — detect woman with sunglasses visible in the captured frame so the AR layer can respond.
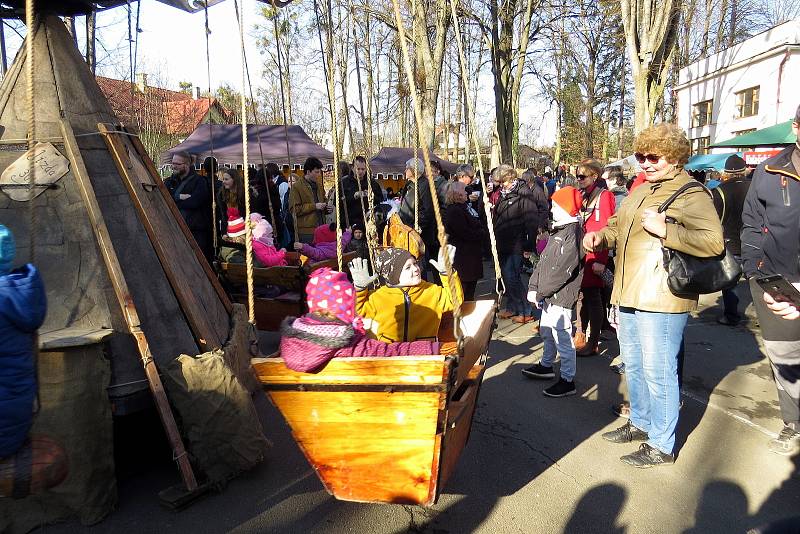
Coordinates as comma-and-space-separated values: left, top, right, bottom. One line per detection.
574, 158, 616, 356
584, 123, 723, 468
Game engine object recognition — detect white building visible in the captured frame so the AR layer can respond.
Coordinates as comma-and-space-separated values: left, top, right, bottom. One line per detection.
676, 18, 800, 155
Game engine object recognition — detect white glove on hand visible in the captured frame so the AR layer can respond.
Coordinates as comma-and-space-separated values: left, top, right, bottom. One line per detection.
429, 244, 456, 274
527, 290, 537, 303
349, 257, 377, 290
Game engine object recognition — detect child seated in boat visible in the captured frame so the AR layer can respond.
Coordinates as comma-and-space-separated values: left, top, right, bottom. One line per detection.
293, 223, 352, 262
349, 245, 462, 342
345, 222, 370, 262
251, 213, 288, 267
279, 268, 440, 372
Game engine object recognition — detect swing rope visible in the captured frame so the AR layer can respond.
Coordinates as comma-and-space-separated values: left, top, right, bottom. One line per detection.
448, 0, 503, 297
389, 0, 462, 341
203, 1, 219, 252
233, 0, 279, 236
236, 0, 255, 325
269, 0, 294, 179
312, 0, 343, 271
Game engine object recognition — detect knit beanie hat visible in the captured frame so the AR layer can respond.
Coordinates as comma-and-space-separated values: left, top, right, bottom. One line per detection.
375, 247, 414, 286
306, 267, 355, 324
724, 154, 747, 173
550, 185, 582, 225
351, 222, 365, 236
0, 224, 15, 276
250, 213, 274, 247
313, 223, 337, 245
226, 207, 246, 238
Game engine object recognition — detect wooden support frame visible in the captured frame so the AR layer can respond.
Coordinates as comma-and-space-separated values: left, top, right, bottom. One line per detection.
60, 118, 198, 493
98, 123, 223, 350
119, 123, 233, 314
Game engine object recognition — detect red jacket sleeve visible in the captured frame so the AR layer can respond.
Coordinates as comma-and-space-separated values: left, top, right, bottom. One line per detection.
582, 190, 616, 287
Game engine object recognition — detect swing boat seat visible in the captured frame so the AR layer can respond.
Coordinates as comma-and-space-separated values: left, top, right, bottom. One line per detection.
219, 251, 359, 331
251, 298, 497, 505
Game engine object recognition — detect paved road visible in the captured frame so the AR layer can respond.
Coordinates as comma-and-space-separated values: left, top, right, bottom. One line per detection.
42, 278, 799, 533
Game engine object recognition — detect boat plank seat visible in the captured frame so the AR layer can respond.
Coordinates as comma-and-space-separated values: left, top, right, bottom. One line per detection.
253, 299, 495, 505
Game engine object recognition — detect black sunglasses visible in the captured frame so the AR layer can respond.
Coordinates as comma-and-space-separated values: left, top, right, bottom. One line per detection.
576, 174, 593, 180
634, 152, 661, 164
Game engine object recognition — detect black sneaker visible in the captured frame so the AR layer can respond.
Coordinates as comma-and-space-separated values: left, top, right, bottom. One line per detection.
768, 425, 800, 456
543, 378, 576, 397
602, 421, 648, 443
620, 443, 674, 468
521, 363, 555, 379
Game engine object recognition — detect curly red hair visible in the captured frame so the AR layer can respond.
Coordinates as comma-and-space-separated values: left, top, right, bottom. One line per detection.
634, 123, 691, 165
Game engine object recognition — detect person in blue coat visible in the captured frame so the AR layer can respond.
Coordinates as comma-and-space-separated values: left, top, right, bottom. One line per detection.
0, 224, 47, 459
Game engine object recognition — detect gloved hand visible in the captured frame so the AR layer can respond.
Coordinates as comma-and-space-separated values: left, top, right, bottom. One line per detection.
526, 290, 537, 303
349, 257, 377, 290
429, 244, 456, 274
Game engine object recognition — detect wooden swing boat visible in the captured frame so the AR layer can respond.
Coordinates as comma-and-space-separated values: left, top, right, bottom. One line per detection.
219, 250, 359, 330
252, 298, 497, 505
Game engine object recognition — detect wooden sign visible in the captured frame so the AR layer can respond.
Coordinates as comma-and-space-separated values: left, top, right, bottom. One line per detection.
0, 142, 70, 201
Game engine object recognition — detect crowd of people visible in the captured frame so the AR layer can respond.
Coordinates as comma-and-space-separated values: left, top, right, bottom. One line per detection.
156, 104, 800, 472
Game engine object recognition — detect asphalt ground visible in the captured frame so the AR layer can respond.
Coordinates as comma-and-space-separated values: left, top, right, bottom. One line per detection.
38, 274, 800, 534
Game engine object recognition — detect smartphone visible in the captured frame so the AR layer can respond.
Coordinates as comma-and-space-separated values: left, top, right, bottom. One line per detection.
756, 274, 800, 308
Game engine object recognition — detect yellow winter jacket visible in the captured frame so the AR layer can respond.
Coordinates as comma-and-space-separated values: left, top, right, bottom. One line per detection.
356, 272, 463, 342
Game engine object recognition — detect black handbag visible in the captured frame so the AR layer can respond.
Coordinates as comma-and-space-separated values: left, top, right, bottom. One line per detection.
658, 182, 742, 295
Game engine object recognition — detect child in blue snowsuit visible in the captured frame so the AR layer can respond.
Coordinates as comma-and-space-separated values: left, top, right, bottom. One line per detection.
0, 224, 46, 458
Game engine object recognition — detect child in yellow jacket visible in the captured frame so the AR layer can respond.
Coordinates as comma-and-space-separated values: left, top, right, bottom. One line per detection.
349, 246, 462, 342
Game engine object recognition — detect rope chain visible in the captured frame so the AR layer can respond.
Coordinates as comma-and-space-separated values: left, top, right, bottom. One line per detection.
389, 0, 462, 340
448, 0, 502, 291
203, 1, 218, 251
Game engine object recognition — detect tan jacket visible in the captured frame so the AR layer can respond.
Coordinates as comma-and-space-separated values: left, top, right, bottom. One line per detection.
289, 176, 324, 236
597, 168, 724, 313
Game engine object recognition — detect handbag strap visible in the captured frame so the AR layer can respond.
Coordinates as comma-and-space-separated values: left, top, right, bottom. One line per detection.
657, 181, 711, 214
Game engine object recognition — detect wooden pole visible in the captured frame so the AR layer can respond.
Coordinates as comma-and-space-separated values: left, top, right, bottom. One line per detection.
0, 21, 7, 76
61, 118, 198, 492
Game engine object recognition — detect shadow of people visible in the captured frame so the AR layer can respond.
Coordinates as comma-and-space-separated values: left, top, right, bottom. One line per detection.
563, 484, 627, 534
683, 480, 749, 534
749, 450, 800, 532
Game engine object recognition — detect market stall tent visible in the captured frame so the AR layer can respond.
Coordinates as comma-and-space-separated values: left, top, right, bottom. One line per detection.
161, 123, 334, 170
710, 120, 795, 148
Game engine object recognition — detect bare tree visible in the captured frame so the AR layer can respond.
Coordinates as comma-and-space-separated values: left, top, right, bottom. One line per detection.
620, 0, 681, 133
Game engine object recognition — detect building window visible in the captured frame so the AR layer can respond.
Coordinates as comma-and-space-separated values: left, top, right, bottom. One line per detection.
735, 86, 759, 118
692, 137, 710, 155
733, 128, 756, 136
692, 100, 713, 127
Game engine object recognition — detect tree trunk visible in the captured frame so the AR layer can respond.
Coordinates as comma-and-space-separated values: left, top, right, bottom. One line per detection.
86, 11, 97, 73
621, 0, 681, 133
617, 65, 626, 159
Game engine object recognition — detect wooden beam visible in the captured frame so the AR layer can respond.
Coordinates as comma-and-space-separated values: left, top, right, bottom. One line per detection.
60, 117, 198, 492
98, 123, 222, 350
120, 124, 233, 314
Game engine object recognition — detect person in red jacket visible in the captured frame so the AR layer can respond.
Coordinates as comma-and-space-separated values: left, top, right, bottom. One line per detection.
574, 158, 616, 356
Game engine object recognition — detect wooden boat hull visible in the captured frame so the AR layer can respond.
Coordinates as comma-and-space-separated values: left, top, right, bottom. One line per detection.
253, 299, 496, 505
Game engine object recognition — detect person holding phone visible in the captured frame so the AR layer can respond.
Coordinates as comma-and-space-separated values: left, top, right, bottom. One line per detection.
741, 103, 800, 456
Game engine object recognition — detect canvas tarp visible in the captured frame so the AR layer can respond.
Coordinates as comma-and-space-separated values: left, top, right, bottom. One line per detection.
685, 152, 741, 171
369, 147, 459, 176
161, 124, 334, 167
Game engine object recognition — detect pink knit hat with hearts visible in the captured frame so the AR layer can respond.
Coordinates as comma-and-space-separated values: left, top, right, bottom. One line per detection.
306, 267, 355, 324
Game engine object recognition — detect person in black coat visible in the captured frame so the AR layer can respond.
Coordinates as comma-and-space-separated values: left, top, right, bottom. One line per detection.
493, 164, 548, 323
444, 181, 486, 301
341, 156, 383, 227
165, 151, 212, 260
741, 106, 800, 455
712, 154, 751, 326
399, 157, 438, 279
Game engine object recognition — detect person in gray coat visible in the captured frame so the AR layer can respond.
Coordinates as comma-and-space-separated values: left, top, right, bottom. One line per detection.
522, 186, 585, 397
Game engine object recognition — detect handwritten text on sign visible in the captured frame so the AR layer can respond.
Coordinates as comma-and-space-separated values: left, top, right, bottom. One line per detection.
0, 142, 70, 202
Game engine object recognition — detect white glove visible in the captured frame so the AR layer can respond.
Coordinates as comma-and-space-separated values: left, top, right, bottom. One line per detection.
429, 244, 456, 274
354, 191, 363, 199
349, 257, 377, 290
527, 290, 537, 303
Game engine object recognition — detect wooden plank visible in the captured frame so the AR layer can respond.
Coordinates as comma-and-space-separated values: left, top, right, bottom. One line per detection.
269, 390, 443, 504
222, 262, 306, 290
39, 327, 113, 350
253, 357, 450, 386
98, 124, 223, 350
120, 123, 232, 314
437, 365, 484, 493
454, 299, 495, 390
247, 296, 303, 332
60, 118, 198, 492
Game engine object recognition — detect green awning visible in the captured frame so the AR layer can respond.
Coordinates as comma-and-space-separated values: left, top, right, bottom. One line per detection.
710, 120, 795, 148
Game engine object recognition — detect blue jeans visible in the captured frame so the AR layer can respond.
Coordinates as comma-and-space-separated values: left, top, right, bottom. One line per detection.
539, 302, 576, 381
501, 254, 532, 316
618, 308, 688, 455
